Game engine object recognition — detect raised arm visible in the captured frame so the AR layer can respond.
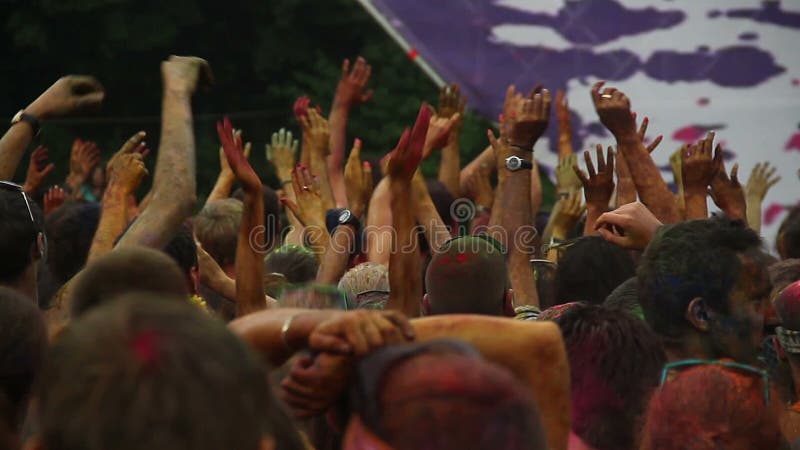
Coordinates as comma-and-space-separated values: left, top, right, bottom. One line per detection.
117, 56, 211, 249
328, 57, 374, 207
591, 82, 678, 223
300, 109, 336, 210
22, 146, 55, 194
574, 145, 615, 235
217, 117, 268, 317
0, 76, 104, 180
436, 83, 466, 196
386, 105, 430, 317
87, 132, 149, 263
709, 146, 746, 222
681, 132, 718, 220
206, 131, 251, 205
746, 162, 781, 234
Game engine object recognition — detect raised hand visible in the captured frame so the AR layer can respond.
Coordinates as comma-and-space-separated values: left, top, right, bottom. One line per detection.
160, 55, 213, 94
219, 130, 251, 181
107, 131, 148, 179
591, 81, 636, 139
387, 104, 431, 182
23, 146, 55, 193
66, 138, 101, 196
266, 127, 297, 182
555, 89, 574, 158
43, 186, 67, 215
550, 188, 585, 237
26, 76, 105, 120
107, 152, 148, 196
216, 117, 260, 193
423, 107, 461, 159
334, 56, 374, 107
574, 144, 615, 209
281, 165, 326, 230
501, 85, 525, 134
438, 82, 467, 119
746, 162, 781, 202
595, 202, 663, 250
508, 89, 552, 150
300, 109, 330, 157
292, 95, 321, 123
636, 115, 664, 154
344, 138, 373, 218
308, 310, 415, 356
681, 132, 718, 195
709, 149, 746, 220
556, 153, 582, 194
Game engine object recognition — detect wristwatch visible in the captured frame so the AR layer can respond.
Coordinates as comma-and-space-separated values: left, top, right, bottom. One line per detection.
337, 209, 360, 228
505, 155, 533, 172
11, 110, 40, 136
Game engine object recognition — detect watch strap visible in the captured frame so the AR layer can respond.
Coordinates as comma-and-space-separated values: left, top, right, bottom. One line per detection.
11, 111, 41, 135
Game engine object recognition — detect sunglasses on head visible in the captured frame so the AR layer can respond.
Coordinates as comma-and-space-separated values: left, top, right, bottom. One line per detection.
660, 359, 771, 405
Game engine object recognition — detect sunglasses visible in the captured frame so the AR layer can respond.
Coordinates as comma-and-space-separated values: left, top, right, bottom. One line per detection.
660, 359, 770, 405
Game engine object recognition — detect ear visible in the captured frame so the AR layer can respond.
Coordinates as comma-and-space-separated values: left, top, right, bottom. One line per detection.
344, 415, 395, 450
503, 289, 515, 317
422, 293, 431, 316
686, 297, 711, 332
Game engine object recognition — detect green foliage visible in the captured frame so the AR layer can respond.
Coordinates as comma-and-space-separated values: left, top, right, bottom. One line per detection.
1, 0, 493, 199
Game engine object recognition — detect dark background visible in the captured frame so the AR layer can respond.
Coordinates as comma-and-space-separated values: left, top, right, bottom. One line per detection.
1, 0, 498, 202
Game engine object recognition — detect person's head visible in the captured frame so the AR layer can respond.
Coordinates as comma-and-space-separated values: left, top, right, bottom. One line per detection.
163, 221, 199, 295
425, 179, 455, 228
45, 201, 100, 284
29, 293, 304, 450
555, 236, 635, 305
553, 304, 666, 450
278, 283, 347, 310
641, 364, 781, 450
338, 263, 389, 309
195, 199, 243, 273
264, 245, 318, 285
344, 340, 546, 450
604, 277, 644, 320
777, 205, 800, 259
638, 217, 769, 362
90, 164, 106, 191
0, 287, 46, 447
423, 236, 511, 316
765, 259, 800, 329
70, 246, 189, 317
0, 185, 45, 303
232, 186, 281, 251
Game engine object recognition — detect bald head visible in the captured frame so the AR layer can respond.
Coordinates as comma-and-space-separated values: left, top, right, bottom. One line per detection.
424, 236, 508, 316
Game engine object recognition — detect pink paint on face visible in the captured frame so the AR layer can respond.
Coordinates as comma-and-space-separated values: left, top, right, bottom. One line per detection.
672, 126, 705, 144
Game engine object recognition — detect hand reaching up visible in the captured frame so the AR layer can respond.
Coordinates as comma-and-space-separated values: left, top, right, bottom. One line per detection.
508, 88, 552, 150
681, 132, 719, 195
43, 186, 67, 215
26, 76, 105, 119
107, 152, 148, 196
438, 83, 467, 119
266, 128, 298, 182
709, 151, 746, 220
574, 144, 615, 210
300, 109, 330, 157
344, 138, 373, 218
555, 89, 574, 158
550, 188, 585, 237
67, 138, 101, 194
636, 115, 663, 154
387, 104, 431, 183
23, 146, 55, 194
595, 202, 662, 250
281, 165, 325, 230
556, 153, 582, 194
423, 107, 461, 159
293, 95, 321, 123
335, 56, 374, 107
746, 162, 781, 202
217, 117, 261, 193
591, 81, 636, 139
160, 55, 213, 94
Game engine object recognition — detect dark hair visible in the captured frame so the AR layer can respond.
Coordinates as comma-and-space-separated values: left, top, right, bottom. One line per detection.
232, 186, 281, 249
553, 304, 665, 450
0, 287, 46, 431
0, 190, 43, 284
163, 221, 198, 282
769, 259, 800, 294
778, 205, 800, 259
35, 294, 305, 450
604, 277, 644, 320
638, 217, 762, 338
70, 247, 189, 316
425, 236, 508, 316
264, 245, 318, 285
555, 236, 635, 305
195, 199, 242, 268
45, 201, 101, 284
425, 179, 455, 228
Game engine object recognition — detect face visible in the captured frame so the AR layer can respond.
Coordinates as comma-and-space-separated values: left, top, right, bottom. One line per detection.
91, 165, 106, 189
709, 253, 771, 362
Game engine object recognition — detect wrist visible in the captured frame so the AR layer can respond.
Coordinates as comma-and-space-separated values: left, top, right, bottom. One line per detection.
65, 173, 85, 189
24, 101, 50, 121
103, 184, 130, 199
614, 131, 639, 146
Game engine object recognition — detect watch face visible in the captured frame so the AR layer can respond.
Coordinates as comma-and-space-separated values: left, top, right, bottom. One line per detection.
338, 210, 352, 224
506, 157, 521, 171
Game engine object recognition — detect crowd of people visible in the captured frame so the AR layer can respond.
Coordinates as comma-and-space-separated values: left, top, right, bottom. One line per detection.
0, 53, 799, 450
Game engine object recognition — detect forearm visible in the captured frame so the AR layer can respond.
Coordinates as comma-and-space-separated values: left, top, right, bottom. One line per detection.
583, 205, 603, 236
118, 88, 197, 248
87, 187, 129, 263
366, 178, 392, 265
683, 191, 708, 220
500, 169, 538, 306
206, 175, 235, 205
0, 123, 34, 180
413, 172, 451, 254
388, 183, 422, 317
557, 132, 573, 159
615, 152, 636, 207
310, 158, 336, 211
746, 196, 762, 233
616, 134, 679, 223
236, 189, 267, 317
327, 101, 350, 207
438, 141, 461, 197
459, 145, 494, 191
316, 225, 356, 285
